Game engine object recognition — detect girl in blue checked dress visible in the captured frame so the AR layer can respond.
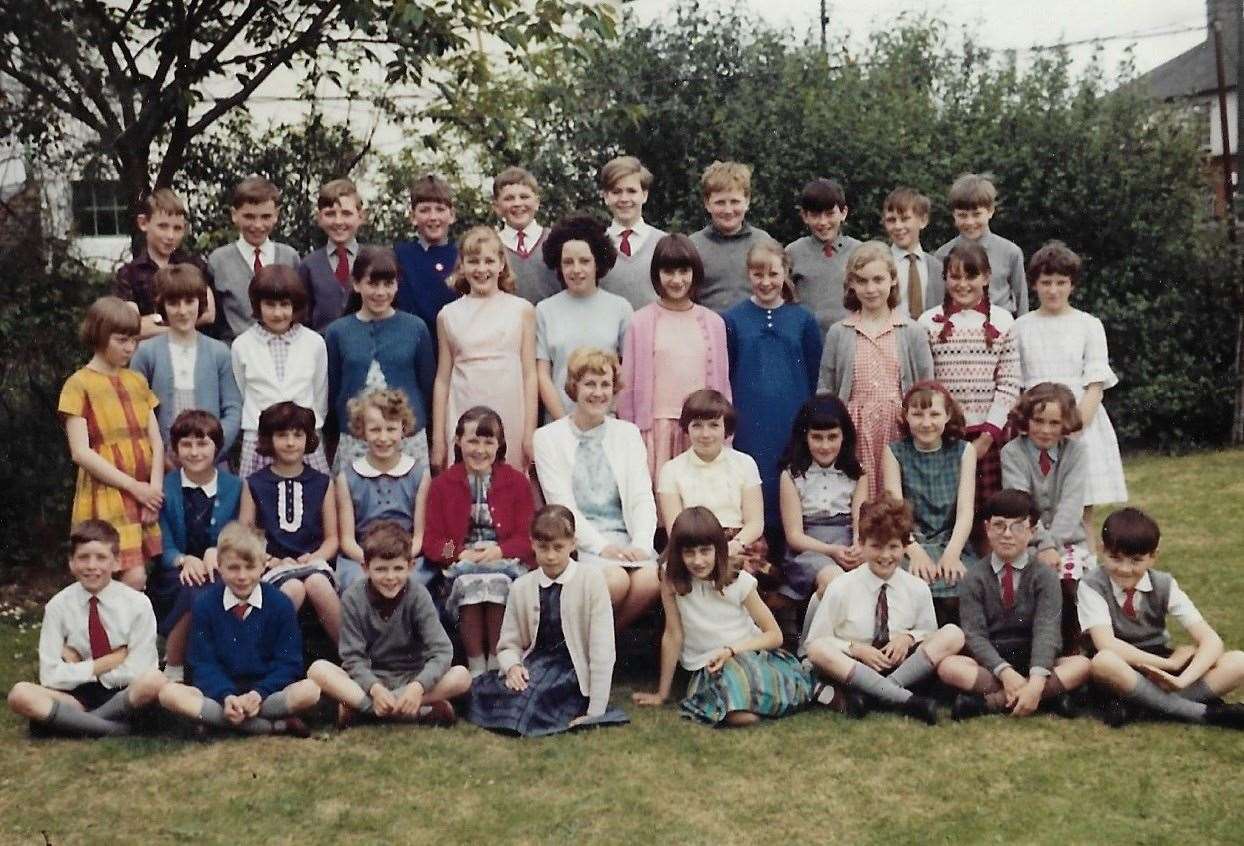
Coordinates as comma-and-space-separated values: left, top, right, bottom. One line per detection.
633, 507, 813, 726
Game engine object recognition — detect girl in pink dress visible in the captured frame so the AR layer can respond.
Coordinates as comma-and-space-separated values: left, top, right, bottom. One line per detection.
617, 234, 730, 484
432, 226, 538, 472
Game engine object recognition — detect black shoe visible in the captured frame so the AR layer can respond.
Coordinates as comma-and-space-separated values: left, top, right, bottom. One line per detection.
951, 693, 987, 722
277, 717, 312, 738
902, 695, 939, 726
1045, 692, 1080, 719
841, 689, 871, 719
1204, 702, 1244, 730
1102, 697, 1132, 728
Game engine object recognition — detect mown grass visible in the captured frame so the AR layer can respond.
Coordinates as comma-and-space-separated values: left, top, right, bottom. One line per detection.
2, 450, 1244, 845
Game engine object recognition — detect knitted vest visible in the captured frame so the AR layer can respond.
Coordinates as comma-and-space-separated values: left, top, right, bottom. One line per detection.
1081, 566, 1171, 651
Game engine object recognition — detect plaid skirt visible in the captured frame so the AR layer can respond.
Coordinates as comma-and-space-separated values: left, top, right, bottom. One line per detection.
680, 648, 814, 725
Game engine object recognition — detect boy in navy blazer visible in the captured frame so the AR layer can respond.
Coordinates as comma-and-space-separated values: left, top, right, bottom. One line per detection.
300, 178, 368, 333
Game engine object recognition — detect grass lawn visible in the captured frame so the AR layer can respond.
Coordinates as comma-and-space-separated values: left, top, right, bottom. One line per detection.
2, 450, 1244, 845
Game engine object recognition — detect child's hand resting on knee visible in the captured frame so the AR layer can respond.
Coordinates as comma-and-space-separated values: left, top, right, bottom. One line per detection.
505, 664, 529, 692
880, 634, 913, 666
937, 553, 965, 585
369, 683, 397, 717
395, 682, 424, 717
847, 642, 892, 673
907, 546, 938, 583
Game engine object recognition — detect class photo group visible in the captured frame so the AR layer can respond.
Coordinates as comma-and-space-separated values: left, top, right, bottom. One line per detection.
12, 154, 1244, 741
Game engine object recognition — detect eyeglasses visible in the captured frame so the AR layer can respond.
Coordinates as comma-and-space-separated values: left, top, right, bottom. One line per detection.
986, 519, 1031, 536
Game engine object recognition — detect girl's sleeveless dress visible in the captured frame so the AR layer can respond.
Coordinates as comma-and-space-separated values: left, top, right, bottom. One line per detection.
891, 437, 972, 599
248, 464, 334, 587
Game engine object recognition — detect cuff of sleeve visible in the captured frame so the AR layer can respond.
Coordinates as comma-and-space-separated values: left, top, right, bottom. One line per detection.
979, 422, 1004, 443
992, 662, 1012, 679
497, 651, 521, 674
1031, 667, 1051, 678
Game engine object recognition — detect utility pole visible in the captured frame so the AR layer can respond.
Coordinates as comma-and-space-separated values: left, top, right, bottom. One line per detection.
1226, 0, 1244, 443
820, 0, 829, 55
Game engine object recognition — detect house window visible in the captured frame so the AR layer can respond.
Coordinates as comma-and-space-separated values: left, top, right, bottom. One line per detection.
71, 179, 126, 237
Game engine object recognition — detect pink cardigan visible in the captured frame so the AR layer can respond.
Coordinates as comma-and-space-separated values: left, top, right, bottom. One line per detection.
616, 303, 731, 430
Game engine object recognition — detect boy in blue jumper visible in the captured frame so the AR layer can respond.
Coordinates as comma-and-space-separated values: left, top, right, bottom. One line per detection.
1081, 507, 1244, 729
159, 521, 321, 736
934, 173, 1027, 316
394, 174, 459, 338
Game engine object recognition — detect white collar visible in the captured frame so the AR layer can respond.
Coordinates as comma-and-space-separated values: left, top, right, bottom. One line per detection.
223, 584, 263, 611
607, 219, 650, 238
74, 580, 118, 607
990, 551, 1030, 574
351, 454, 416, 478
890, 243, 925, 259
181, 468, 219, 498
236, 237, 274, 265
1112, 572, 1154, 598
688, 446, 727, 468
500, 221, 542, 250
860, 564, 901, 592
536, 557, 578, 588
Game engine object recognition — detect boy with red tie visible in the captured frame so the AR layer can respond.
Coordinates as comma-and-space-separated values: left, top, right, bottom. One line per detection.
7, 520, 166, 736
493, 166, 559, 305
300, 178, 367, 333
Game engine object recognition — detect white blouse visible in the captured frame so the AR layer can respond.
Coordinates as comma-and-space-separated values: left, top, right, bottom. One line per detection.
675, 570, 761, 671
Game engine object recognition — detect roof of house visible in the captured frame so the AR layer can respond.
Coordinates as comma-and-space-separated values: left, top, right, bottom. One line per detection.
1136, 10, 1239, 100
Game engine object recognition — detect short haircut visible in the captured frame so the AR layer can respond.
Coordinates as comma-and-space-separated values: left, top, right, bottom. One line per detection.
139, 187, 186, 219
248, 264, 307, 321
781, 393, 863, 480
410, 173, 454, 208
948, 172, 997, 211
531, 504, 575, 542
154, 263, 209, 320
347, 387, 416, 439
216, 521, 266, 567
361, 520, 412, 564
899, 381, 967, 441
170, 409, 224, 454
745, 239, 797, 303
699, 160, 751, 199
663, 506, 734, 596
453, 405, 508, 464
564, 347, 624, 400
352, 246, 399, 284
1101, 507, 1161, 557
317, 178, 362, 210
492, 166, 540, 198
599, 155, 654, 191
80, 295, 140, 351
843, 240, 900, 311
857, 497, 913, 546
256, 401, 319, 457
799, 178, 847, 213
1027, 239, 1082, 285
982, 489, 1040, 524
70, 519, 120, 556
678, 389, 737, 437
943, 240, 991, 280
1009, 382, 1083, 435
452, 225, 516, 296
232, 176, 280, 208
649, 233, 705, 299
882, 186, 931, 218
542, 214, 617, 285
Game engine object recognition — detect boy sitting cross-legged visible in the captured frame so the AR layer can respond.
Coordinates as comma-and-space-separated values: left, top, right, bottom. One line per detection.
309, 520, 471, 728
1081, 507, 1244, 729
8, 520, 166, 736
159, 521, 321, 737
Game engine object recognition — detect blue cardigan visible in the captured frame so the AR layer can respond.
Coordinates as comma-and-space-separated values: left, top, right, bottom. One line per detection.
130, 333, 242, 456
189, 582, 303, 702
324, 311, 436, 433
157, 470, 243, 574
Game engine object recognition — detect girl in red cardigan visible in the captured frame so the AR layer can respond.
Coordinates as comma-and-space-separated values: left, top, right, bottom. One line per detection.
423, 406, 536, 677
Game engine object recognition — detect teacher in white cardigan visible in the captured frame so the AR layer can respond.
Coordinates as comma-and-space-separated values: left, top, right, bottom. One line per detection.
533, 347, 660, 631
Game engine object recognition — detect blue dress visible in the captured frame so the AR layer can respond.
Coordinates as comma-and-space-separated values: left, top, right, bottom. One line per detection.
248, 464, 334, 587
724, 300, 824, 525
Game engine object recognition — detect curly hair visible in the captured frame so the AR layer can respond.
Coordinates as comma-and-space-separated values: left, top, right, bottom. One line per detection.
857, 497, 913, 546
564, 347, 624, 400
541, 214, 617, 285
1008, 382, 1083, 435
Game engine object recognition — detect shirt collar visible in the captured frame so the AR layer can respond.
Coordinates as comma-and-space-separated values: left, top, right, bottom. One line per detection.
990, 551, 1030, 575
254, 323, 299, 344
537, 558, 578, 588
891, 243, 925, 260
688, 447, 726, 468
1112, 572, 1154, 598
859, 564, 899, 592
181, 468, 219, 498
76, 580, 118, 606
500, 221, 542, 251
607, 219, 650, 239
842, 311, 909, 329
328, 238, 359, 257
351, 454, 415, 478
223, 584, 263, 611
1024, 437, 1061, 464
236, 237, 274, 266
417, 235, 449, 250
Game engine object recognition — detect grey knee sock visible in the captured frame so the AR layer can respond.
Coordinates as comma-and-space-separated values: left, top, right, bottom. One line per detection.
848, 662, 913, 705
887, 649, 934, 690
47, 700, 129, 737
259, 692, 290, 719
1178, 679, 1216, 703
89, 689, 133, 722
197, 697, 228, 727
1127, 675, 1207, 722
357, 694, 375, 715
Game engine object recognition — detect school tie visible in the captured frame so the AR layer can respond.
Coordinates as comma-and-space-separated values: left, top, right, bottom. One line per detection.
334, 245, 350, 288
231, 601, 249, 622
907, 254, 923, 319
515, 230, 528, 259
871, 585, 889, 649
822, 240, 836, 259
1039, 449, 1053, 476
1000, 563, 1016, 610
1122, 589, 1138, 619
619, 229, 633, 257
253, 247, 262, 274
87, 596, 112, 659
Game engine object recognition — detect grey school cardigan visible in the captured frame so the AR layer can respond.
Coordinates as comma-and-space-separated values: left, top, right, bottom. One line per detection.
1000, 436, 1088, 552
338, 577, 453, 693
129, 333, 242, 456
208, 241, 301, 342
960, 554, 1062, 675
816, 315, 934, 399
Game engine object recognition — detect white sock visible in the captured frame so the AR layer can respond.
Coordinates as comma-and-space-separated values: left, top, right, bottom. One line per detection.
163, 664, 184, 683
486, 654, 500, 672
468, 655, 487, 678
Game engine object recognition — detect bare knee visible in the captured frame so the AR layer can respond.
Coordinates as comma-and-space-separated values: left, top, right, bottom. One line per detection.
925, 624, 964, 661
307, 659, 336, 685
286, 679, 321, 710
724, 710, 760, 727
282, 581, 306, 606
8, 682, 42, 718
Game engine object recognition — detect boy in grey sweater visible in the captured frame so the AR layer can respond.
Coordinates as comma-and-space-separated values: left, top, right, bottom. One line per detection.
689, 161, 771, 313
938, 490, 1089, 719
786, 178, 860, 333
309, 521, 470, 728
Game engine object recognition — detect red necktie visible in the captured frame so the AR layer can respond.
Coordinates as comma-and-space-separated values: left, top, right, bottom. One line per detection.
253, 247, 263, 274
88, 596, 112, 659
822, 240, 836, 258
515, 230, 528, 258
1039, 449, 1053, 476
231, 601, 249, 621
619, 229, 634, 257
334, 245, 350, 288
1122, 589, 1137, 619
1000, 564, 1016, 609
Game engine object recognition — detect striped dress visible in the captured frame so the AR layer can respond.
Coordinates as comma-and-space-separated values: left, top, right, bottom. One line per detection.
58, 367, 162, 570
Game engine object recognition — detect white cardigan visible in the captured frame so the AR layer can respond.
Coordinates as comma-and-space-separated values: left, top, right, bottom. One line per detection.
496, 560, 617, 716
230, 324, 329, 430
532, 416, 657, 556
